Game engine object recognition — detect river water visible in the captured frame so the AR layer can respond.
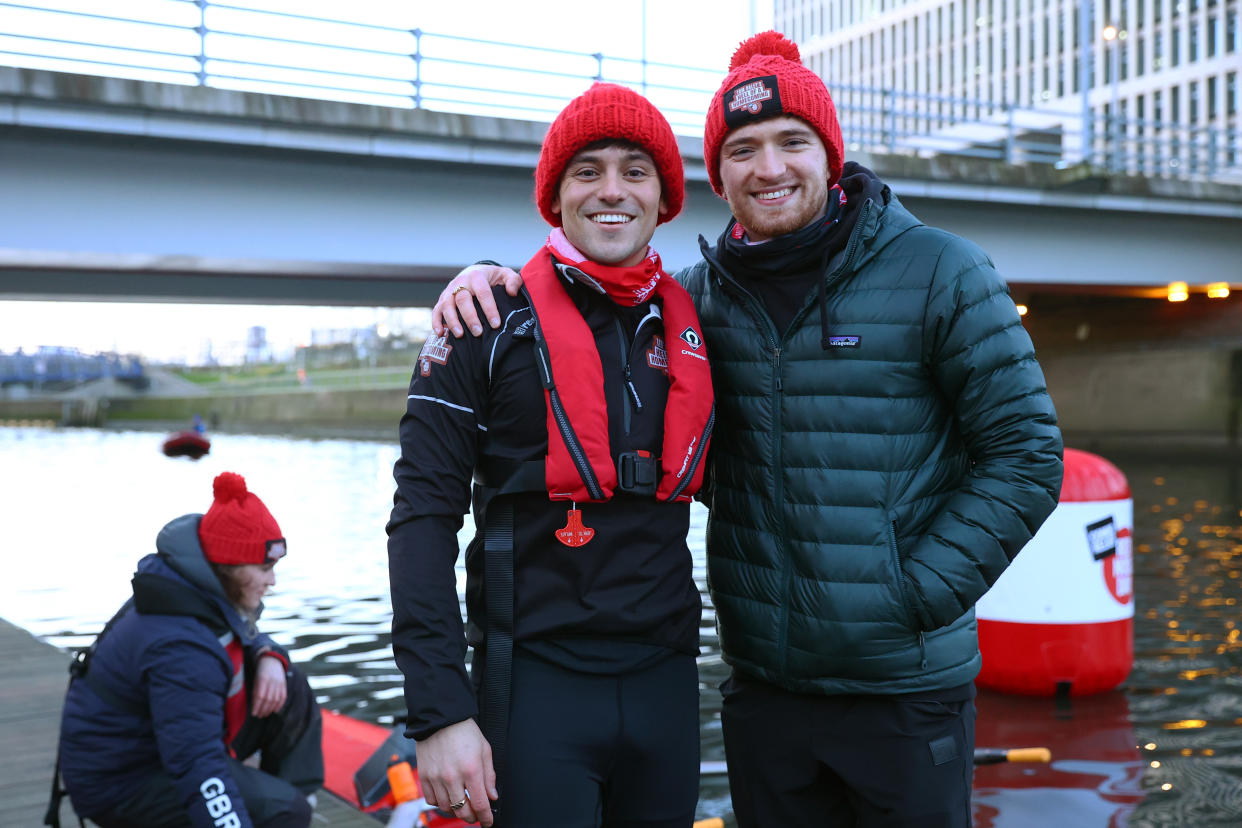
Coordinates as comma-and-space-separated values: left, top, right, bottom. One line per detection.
3, 425, 1241, 826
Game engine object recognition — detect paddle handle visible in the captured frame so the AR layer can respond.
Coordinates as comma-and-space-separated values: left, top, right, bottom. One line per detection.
974, 746, 1052, 765
1005, 747, 1052, 763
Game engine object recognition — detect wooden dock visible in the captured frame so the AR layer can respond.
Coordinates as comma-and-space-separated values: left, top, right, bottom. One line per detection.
0, 617, 374, 827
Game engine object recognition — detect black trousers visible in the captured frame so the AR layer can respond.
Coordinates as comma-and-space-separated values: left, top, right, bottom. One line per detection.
721, 672, 975, 828
495, 649, 700, 828
93, 666, 323, 828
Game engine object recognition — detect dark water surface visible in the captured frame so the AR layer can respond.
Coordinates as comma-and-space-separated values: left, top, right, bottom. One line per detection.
4, 426, 1242, 826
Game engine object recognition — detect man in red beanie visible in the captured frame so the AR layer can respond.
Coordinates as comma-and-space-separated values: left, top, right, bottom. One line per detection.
387, 82, 713, 828
55, 472, 322, 828
431, 30, 1063, 828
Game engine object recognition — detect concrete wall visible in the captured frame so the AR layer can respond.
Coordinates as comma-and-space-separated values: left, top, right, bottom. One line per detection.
1041, 347, 1235, 436
100, 387, 409, 433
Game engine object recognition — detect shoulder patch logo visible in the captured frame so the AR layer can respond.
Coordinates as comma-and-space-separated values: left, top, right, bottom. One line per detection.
647, 335, 669, 374
418, 335, 453, 376
679, 326, 703, 350
827, 335, 861, 348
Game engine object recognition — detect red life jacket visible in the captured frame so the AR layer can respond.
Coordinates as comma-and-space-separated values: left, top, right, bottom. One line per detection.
520, 246, 714, 503
221, 632, 246, 748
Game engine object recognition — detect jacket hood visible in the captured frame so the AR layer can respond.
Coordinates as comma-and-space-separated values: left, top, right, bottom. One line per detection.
837, 163, 921, 273
140, 513, 259, 643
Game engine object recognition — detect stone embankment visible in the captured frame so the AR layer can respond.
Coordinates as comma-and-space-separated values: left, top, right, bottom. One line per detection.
0, 364, 410, 438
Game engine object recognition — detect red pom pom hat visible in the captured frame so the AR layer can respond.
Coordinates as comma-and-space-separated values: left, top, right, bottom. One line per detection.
198, 472, 286, 566
703, 31, 845, 197
534, 82, 685, 227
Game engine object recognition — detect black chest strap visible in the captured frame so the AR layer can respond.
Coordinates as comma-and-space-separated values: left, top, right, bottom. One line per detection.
474, 450, 660, 499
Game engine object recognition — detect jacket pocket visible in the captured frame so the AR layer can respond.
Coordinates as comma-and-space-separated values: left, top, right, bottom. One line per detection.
887, 513, 917, 630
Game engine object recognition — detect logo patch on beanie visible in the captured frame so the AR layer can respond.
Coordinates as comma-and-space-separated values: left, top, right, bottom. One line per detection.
265, 538, 287, 562
724, 75, 782, 128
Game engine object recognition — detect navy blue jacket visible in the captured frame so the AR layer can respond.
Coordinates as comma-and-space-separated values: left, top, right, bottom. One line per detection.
58, 514, 286, 828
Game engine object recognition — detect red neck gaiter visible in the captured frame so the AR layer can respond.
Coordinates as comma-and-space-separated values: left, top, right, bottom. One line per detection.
545, 228, 663, 306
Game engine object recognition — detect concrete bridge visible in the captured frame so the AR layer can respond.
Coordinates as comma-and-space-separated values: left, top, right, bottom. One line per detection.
3, 66, 1241, 309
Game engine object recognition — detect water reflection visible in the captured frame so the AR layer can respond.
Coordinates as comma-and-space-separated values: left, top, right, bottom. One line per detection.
7, 426, 1242, 824
1122, 459, 1242, 826
973, 690, 1143, 826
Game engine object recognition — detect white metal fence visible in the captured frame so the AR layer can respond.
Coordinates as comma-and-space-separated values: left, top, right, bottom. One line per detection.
1, 0, 1237, 181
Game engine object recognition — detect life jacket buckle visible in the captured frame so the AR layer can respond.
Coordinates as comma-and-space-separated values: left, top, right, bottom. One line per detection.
617, 450, 658, 496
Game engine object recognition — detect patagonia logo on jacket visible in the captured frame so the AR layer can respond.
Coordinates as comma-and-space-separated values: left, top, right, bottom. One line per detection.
827, 335, 861, 348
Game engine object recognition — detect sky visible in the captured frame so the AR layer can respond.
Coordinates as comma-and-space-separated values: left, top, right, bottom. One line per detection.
0, 0, 772, 363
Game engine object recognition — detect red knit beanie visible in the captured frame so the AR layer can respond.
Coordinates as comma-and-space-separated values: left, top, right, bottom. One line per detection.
198, 472, 286, 566
703, 31, 845, 197
535, 82, 685, 227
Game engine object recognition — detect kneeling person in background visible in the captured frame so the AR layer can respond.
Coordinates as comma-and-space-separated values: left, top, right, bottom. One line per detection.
56, 472, 323, 828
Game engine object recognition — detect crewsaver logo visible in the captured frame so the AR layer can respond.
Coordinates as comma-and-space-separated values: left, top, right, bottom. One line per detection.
676, 436, 697, 479
679, 326, 703, 350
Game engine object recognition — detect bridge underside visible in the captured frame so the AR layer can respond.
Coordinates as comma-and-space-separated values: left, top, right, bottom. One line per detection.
1, 75, 1239, 307
0, 250, 455, 307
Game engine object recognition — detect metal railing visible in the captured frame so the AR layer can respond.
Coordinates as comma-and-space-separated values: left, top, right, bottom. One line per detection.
1, 0, 1237, 182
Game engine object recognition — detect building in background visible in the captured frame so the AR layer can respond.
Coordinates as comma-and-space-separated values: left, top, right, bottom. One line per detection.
245, 325, 271, 364
777, 0, 1239, 179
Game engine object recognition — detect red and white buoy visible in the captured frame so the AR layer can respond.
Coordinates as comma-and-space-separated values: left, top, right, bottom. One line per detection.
976, 448, 1133, 696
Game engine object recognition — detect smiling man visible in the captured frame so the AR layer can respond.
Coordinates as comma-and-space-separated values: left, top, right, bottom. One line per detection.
387, 83, 713, 828
432, 32, 1062, 828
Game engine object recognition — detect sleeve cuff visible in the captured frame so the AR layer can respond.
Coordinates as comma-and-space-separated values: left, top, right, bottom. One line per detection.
259, 648, 290, 670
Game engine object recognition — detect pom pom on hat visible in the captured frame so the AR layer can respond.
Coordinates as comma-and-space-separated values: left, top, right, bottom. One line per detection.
703, 30, 844, 197
730, 30, 801, 68
534, 82, 685, 227
198, 471, 286, 566
213, 471, 248, 503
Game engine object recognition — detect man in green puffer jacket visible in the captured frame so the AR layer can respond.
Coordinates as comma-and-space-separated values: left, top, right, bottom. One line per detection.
431, 30, 1062, 828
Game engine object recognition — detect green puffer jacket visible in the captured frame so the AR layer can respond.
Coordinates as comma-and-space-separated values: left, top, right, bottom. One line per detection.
676, 186, 1063, 695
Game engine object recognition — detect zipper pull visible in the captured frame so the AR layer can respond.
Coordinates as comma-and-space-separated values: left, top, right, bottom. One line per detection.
773, 347, 782, 391
625, 364, 642, 409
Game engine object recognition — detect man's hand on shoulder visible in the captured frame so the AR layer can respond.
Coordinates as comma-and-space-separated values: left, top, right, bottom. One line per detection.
415, 718, 498, 827
432, 264, 524, 339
